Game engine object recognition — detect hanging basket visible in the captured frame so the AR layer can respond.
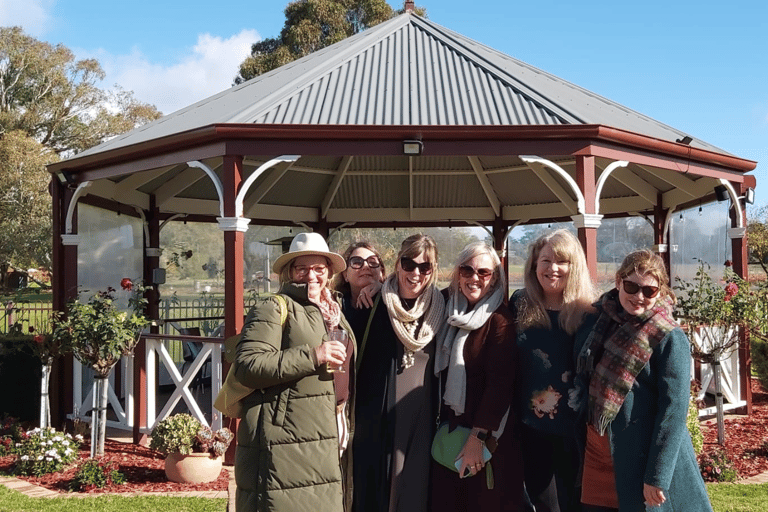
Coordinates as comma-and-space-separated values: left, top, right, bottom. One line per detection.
164, 452, 223, 483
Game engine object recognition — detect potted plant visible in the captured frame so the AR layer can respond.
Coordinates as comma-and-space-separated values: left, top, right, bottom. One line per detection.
50, 278, 148, 457
150, 413, 233, 483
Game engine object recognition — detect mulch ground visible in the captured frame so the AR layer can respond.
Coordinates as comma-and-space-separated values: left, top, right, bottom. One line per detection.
3, 380, 768, 493
700, 377, 768, 479
0, 438, 229, 494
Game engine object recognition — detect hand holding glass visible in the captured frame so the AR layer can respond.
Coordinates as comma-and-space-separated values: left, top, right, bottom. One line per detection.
326, 328, 349, 373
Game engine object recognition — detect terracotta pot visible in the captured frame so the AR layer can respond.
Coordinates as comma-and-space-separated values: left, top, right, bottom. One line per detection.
164, 452, 223, 483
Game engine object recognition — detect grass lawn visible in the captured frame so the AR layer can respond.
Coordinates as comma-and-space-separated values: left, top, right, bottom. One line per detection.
708, 483, 768, 511
0, 485, 226, 512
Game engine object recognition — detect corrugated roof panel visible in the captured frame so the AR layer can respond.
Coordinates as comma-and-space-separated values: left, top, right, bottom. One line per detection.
72, 12, 727, 158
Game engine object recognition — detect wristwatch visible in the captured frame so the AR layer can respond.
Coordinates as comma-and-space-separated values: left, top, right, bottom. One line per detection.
471, 428, 488, 442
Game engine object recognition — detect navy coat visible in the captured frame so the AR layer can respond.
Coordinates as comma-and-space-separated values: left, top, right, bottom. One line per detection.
576, 320, 712, 512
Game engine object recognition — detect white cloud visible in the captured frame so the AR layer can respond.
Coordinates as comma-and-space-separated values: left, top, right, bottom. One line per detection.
0, 0, 54, 36
97, 29, 259, 115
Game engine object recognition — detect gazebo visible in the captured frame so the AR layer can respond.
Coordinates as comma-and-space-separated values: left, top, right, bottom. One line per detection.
47, 11, 757, 441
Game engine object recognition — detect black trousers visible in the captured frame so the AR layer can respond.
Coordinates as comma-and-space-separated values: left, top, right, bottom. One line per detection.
520, 423, 582, 512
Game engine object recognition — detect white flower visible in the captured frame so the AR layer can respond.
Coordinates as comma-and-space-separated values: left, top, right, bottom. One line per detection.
37, 455, 43, 460
75, 434, 84, 441
53, 436, 63, 442
20, 455, 29, 461
47, 440, 54, 446
45, 456, 53, 461
64, 448, 73, 455
62, 440, 70, 446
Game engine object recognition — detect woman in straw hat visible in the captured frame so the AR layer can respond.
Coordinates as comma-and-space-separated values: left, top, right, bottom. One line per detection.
232, 232, 355, 512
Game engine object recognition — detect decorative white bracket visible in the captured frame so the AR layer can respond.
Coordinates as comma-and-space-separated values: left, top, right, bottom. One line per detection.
571, 213, 603, 229
217, 217, 251, 232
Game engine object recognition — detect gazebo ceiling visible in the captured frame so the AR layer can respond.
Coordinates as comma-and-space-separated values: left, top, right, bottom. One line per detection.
49, 13, 756, 229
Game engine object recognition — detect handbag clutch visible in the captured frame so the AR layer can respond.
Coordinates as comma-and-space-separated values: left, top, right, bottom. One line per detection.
431, 422, 493, 487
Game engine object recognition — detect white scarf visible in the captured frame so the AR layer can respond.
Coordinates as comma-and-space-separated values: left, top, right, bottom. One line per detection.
381, 273, 445, 369
435, 283, 504, 416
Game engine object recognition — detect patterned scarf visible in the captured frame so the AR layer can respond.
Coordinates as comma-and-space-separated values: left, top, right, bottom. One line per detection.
381, 273, 446, 369
580, 289, 677, 434
309, 287, 342, 331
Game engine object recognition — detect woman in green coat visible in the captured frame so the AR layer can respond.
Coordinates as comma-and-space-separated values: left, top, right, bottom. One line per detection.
575, 250, 712, 511
233, 232, 355, 512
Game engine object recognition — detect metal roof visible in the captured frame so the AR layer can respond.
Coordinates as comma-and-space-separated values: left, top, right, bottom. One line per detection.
78, 13, 723, 158
52, 13, 756, 230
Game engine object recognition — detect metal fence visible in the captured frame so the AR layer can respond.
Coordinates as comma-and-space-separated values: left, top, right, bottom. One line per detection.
1, 301, 53, 334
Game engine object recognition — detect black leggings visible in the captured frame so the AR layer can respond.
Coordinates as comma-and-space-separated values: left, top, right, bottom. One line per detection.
520, 424, 582, 512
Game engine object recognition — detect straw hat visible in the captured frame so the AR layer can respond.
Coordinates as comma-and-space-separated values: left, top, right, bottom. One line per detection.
272, 232, 346, 275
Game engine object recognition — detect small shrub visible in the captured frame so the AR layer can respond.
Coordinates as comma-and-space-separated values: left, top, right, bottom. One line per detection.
0, 416, 24, 456
699, 448, 738, 482
70, 458, 126, 491
14, 427, 82, 476
150, 413, 233, 457
687, 383, 704, 455
150, 413, 201, 456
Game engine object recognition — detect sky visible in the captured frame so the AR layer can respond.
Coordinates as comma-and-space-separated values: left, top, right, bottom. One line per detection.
2, 0, 767, 207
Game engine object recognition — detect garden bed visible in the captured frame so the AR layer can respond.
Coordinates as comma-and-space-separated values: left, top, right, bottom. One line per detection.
0, 437, 229, 494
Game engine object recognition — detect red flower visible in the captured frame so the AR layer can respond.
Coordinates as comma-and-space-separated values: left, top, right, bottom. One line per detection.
33, 334, 45, 344
28, 326, 35, 333
120, 278, 133, 291
724, 260, 733, 267
724, 282, 739, 301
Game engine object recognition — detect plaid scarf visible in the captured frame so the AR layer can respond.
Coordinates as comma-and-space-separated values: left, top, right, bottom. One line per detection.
580, 289, 677, 434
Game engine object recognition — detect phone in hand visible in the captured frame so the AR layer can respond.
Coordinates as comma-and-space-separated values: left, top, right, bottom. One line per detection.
454, 444, 492, 477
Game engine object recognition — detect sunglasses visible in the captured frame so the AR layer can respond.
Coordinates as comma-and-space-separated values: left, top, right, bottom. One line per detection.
400, 256, 433, 275
621, 280, 660, 299
348, 255, 381, 269
458, 264, 494, 280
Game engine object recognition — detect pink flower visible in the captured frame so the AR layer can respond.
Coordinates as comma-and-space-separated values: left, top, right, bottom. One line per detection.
724, 282, 738, 301
120, 278, 133, 291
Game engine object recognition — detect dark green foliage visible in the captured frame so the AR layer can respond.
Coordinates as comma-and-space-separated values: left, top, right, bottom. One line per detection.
70, 458, 126, 491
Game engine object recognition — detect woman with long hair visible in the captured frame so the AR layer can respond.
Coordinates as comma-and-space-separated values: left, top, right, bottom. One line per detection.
512, 229, 597, 511
576, 250, 713, 511
352, 234, 446, 512
431, 242, 523, 511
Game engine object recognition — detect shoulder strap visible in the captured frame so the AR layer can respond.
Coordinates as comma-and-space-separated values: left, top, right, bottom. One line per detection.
273, 294, 288, 327
355, 294, 380, 372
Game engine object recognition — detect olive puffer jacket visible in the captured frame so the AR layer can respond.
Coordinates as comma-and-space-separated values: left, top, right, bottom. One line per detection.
233, 283, 355, 512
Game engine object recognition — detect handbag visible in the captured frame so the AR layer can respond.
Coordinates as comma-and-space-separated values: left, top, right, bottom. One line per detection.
213, 294, 287, 418
431, 422, 493, 488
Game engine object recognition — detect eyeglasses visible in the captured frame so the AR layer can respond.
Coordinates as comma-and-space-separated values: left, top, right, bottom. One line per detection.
400, 257, 433, 275
348, 256, 381, 269
458, 264, 494, 280
621, 280, 660, 299
292, 264, 328, 277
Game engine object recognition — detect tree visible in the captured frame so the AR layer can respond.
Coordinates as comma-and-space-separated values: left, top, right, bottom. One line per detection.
747, 206, 768, 276
0, 27, 162, 283
0, 130, 55, 283
0, 26, 162, 156
234, 0, 426, 84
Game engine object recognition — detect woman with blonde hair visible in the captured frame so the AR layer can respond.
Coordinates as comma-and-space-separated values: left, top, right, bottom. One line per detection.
353, 233, 446, 512
576, 250, 712, 511
431, 242, 523, 511
512, 229, 597, 511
